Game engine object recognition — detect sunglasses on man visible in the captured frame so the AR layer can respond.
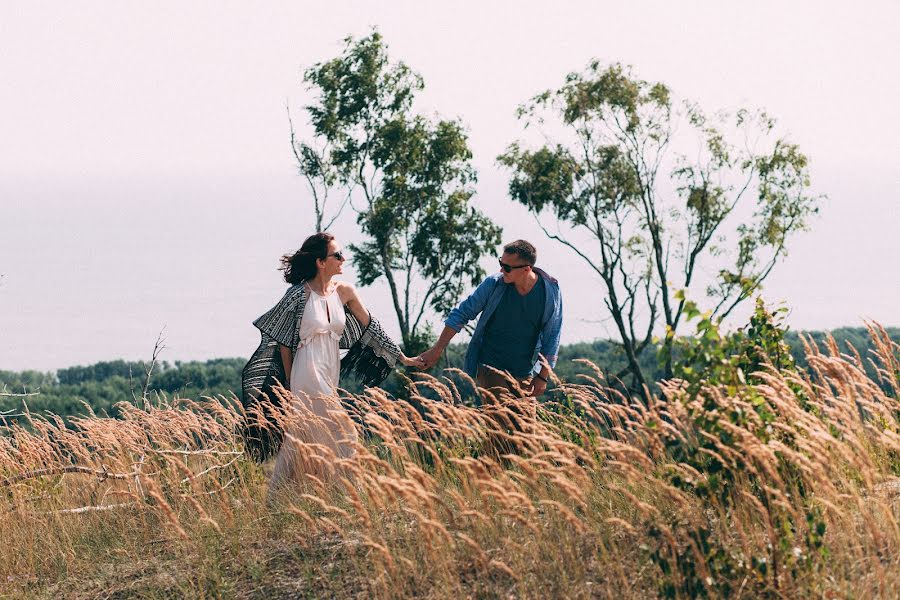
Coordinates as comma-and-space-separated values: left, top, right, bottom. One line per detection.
498, 258, 530, 273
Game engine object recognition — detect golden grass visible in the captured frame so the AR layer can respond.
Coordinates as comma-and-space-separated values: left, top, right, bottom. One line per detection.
1, 325, 899, 598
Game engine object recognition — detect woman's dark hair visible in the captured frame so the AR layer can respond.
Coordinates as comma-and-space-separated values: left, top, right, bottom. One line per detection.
280, 232, 334, 284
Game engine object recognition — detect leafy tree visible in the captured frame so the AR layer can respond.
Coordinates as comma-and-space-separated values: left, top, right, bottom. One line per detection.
499, 61, 821, 394
301, 31, 501, 353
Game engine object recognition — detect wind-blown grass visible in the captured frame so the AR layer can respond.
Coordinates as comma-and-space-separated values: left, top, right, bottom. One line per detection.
1, 325, 898, 598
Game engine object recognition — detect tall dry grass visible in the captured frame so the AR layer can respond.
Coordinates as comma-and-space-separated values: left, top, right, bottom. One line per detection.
1, 325, 899, 598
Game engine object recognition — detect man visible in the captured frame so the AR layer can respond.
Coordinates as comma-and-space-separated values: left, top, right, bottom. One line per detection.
418, 240, 563, 398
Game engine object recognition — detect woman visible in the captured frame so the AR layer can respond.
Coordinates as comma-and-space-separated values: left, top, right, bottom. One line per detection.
241, 232, 422, 487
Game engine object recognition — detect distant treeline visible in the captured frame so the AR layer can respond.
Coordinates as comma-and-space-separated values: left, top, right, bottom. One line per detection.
2, 327, 897, 420
0, 358, 246, 420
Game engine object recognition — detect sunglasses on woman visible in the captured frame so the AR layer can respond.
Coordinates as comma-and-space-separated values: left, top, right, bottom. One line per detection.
327, 251, 346, 261
498, 259, 529, 273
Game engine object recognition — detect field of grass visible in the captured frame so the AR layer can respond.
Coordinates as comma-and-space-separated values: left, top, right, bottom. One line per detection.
1, 326, 899, 598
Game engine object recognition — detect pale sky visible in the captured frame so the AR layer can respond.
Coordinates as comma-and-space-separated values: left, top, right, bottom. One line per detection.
1, 1, 898, 371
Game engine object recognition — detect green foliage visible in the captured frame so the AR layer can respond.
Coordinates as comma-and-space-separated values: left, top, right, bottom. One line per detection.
301, 31, 502, 351
670, 295, 798, 396
649, 297, 828, 597
666, 297, 798, 499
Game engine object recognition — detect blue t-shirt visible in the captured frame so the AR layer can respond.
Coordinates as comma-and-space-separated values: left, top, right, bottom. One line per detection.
477, 276, 546, 377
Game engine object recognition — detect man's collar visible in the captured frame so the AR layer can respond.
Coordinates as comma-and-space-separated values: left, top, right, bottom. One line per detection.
533, 267, 558, 285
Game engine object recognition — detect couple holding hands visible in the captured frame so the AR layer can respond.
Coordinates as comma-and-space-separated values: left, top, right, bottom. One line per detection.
241, 233, 563, 487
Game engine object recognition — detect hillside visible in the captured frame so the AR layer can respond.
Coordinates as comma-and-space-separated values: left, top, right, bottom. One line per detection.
0, 323, 898, 598
3, 327, 898, 420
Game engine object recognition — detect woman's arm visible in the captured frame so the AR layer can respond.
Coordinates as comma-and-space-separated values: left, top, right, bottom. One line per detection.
279, 344, 293, 385
338, 282, 423, 368
338, 282, 371, 329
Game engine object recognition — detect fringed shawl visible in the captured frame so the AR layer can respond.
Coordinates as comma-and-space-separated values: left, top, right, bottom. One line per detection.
240, 283, 401, 461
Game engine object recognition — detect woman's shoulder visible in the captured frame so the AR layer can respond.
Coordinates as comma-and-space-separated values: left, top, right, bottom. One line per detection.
334, 280, 357, 302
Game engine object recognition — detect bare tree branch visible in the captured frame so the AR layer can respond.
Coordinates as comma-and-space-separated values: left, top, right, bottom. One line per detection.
0, 389, 40, 398
1, 465, 139, 487
141, 328, 167, 409
50, 502, 135, 515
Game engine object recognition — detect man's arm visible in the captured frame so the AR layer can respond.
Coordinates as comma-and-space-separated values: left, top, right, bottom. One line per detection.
420, 276, 497, 369
444, 276, 497, 333
531, 289, 564, 393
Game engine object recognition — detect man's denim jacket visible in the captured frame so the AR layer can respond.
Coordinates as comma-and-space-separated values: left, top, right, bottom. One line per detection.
445, 268, 563, 378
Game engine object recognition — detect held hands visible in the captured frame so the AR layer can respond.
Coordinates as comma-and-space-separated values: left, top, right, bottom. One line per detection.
399, 352, 426, 368
416, 345, 443, 370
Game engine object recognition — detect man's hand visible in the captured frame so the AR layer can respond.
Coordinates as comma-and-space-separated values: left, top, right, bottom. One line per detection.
529, 376, 547, 397
418, 345, 443, 370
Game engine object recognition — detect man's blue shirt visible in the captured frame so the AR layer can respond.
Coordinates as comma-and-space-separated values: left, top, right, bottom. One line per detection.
444, 268, 563, 378
478, 277, 546, 377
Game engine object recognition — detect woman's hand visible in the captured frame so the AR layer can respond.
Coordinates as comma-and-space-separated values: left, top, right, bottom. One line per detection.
399, 352, 426, 369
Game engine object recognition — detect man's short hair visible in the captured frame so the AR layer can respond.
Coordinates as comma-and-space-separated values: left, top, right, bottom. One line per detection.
503, 240, 537, 265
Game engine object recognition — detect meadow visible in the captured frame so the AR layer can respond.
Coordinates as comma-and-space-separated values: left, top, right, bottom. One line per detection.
1, 323, 899, 598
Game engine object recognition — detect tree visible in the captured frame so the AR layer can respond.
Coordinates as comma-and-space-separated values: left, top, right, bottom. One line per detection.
499, 61, 821, 394
301, 31, 501, 352
288, 105, 345, 232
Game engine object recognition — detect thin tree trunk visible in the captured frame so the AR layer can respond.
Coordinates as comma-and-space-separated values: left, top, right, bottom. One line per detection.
603, 278, 650, 401
379, 247, 409, 347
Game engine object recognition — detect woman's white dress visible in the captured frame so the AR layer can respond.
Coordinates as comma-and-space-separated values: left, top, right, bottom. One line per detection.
271, 285, 356, 487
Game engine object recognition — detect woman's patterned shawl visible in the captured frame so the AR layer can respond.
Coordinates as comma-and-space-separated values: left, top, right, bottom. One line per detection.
240, 283, 401, 461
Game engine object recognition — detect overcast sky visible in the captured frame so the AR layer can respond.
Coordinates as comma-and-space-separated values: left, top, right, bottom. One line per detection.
1, 1, 898, 371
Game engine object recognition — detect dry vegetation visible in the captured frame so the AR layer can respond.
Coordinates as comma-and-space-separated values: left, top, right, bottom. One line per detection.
1, 326, 899, 599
